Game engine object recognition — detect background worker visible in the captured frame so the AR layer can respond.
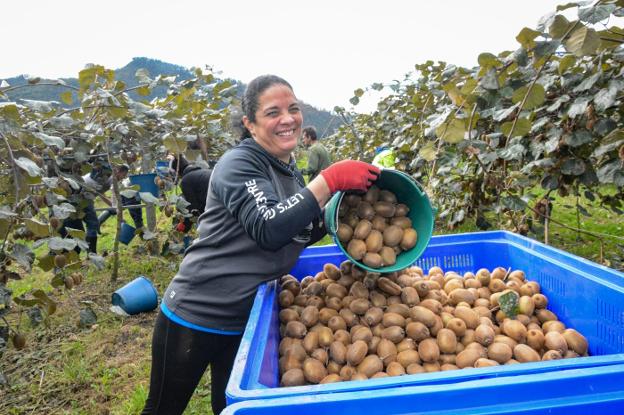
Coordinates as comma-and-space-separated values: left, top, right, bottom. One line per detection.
97, 166, 144, 234
141, 74, 380, 415
301, 126, 331, 182
372, 145, 396, 169
168, 154, 213, 232
61, 163, 134, 253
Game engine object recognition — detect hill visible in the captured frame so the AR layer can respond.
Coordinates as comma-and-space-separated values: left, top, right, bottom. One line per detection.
1, 57, 341, 137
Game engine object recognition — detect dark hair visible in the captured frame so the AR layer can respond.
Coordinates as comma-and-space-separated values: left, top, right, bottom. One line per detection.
302, 126, 317, 141
239, 75, 294, 139
170, 154, 189, 175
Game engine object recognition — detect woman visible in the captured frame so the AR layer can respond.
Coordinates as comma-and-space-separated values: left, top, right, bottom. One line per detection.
141, 74, 380, 414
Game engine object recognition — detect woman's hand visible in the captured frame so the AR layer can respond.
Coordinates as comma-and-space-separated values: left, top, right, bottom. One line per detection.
320, 160, 380, 193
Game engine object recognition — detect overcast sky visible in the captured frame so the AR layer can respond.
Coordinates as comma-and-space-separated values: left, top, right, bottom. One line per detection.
2, 1, 576, 112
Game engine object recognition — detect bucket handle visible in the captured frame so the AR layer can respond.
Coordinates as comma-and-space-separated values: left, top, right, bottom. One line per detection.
326, 192, 344, 235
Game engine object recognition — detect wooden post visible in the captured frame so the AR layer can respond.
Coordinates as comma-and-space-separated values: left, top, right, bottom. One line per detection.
140, 146, 158, 255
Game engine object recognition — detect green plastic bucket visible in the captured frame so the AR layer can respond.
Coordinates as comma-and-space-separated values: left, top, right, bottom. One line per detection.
324, 169, 436, 273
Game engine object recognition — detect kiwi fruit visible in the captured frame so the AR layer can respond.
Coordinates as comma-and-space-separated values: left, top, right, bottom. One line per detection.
365, 230, 383, 253
347, 239, 367, 260
303, 358, 328, 384
357, 355, 384, 378
373, 201, 396, 218
281, 368, 306, 386
363, 253, 383, 268
382, 226, 404, 247
400, 228, 418, 250
278, 262, 590, 385
353, 220, 373, 240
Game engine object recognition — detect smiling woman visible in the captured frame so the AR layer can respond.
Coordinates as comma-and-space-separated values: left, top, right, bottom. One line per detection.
140, 74, 380, 415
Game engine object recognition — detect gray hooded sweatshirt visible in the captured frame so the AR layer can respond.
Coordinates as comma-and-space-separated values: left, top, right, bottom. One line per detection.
163, 138, 324, 332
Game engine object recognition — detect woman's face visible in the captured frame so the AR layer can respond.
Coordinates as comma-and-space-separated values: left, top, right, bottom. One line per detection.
243, 84, 302, 162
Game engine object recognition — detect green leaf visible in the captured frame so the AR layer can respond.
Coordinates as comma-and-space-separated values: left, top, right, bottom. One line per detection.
0, 103, 22, 123
561, 158, 586, 175
564, 26, 600, 56
558, 55, 576, 75
541, 174, 559, 190
419, 143, 437, 161
478, 53, 500, 68
37, 255, 55, 272
564, 129, 592, 147
14, 157, 42, 177
138, 192, 161, 205
435, 118, 465, 143
578, 4, 617, 24
47, 237, 77, 251
594, 87, 618, 111
11, 243, 35, 272
25, 219, 49, 238
163, 134, 187, 153
66, 228, 86, 239
516, 27, 542, 49
60, 91, 73, 105
501, 118, 532, 138
498, 144, 526, 161
549, 15, 574, 38
499, 290, 520, 318
349, 96, 360, 106
534, 41, 561, 58
371, 83, 384, 91
33, 132, 65, 150
557, 1, 591, 12
0, 206, 18, 219
567, 96, 591, 118
479, 68, 499, 90
573, 72, 600, 93
51, 203, 76, 220
512, 84, 546, 109
136, 85, 151, 96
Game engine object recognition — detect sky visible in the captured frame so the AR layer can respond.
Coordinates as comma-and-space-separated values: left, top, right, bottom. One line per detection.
1, 1, 581, 112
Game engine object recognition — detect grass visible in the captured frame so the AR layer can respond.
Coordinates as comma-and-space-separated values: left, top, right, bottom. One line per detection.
1, 181, 621, 414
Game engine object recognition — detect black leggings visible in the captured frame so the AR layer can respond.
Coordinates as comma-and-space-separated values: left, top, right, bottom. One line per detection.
141, 311, 243, 415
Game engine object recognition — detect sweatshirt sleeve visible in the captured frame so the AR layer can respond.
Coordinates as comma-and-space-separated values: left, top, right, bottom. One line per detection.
211, 153, 321, 251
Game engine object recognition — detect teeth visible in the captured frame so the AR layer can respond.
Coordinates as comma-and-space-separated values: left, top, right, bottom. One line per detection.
277, 130, 294, 136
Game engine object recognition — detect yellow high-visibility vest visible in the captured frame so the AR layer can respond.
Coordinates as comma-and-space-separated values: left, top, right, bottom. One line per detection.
372, 149, 396, 169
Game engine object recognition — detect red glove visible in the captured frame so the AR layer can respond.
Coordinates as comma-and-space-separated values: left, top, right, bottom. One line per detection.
320, 160, 381, 193
175, 222, 187, 232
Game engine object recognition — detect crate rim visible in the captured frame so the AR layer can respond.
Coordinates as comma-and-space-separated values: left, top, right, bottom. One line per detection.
224, 363, 624, 414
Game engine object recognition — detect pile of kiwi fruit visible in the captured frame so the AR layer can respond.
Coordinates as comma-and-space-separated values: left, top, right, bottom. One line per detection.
336, 185, 417, 268
277, 261, 589, 386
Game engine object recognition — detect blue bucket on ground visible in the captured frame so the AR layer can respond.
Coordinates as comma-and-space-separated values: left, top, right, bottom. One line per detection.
129, 173, 159, 197
119, 222, 136, 245
156, 160, 169, 177
111, 276, 158, 315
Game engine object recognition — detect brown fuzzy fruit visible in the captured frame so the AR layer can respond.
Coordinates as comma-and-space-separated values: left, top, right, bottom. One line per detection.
12, 333, 26, 350
54, 254, 67, 268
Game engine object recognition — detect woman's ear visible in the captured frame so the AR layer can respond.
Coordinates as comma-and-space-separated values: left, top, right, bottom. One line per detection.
242, 116, 254, 137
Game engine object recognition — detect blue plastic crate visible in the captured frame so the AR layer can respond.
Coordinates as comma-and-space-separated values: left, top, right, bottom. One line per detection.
226, 230, 624, 404
223, 364, 624, 414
